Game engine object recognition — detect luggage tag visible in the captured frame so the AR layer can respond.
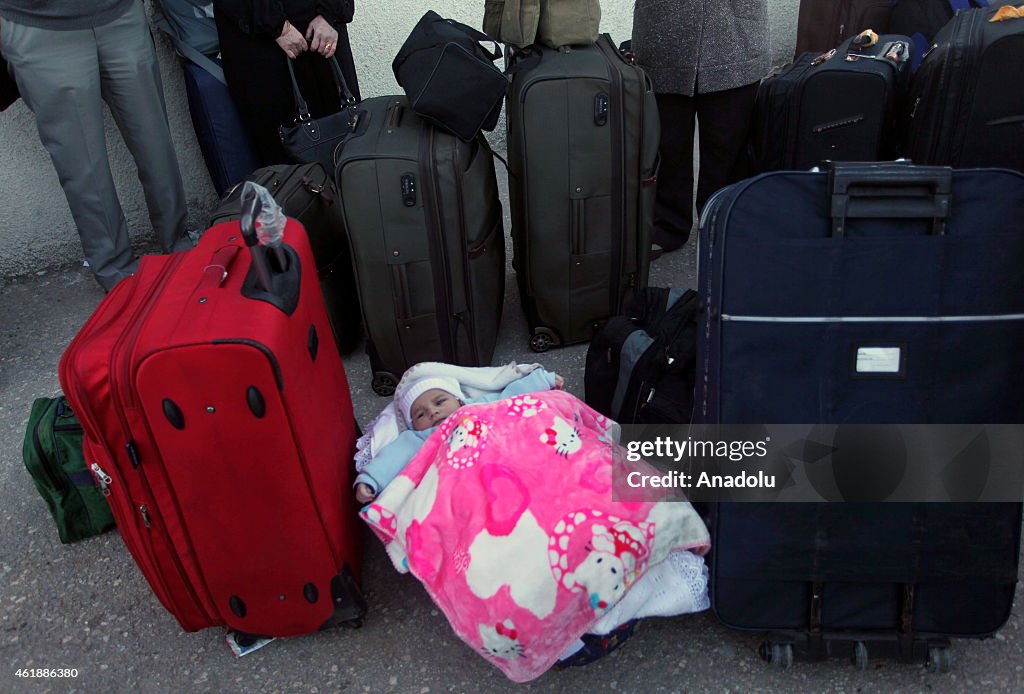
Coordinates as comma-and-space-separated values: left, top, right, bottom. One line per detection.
880, 41, 909, 65
810, 48, 836, 66
844, 29, 891, 64
225, 630, 275, 657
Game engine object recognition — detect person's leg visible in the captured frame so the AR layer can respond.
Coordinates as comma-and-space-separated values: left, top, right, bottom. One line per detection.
652, 92, 697, 251
96, 1, 190, 253
1, 17, 136, 290
693, 81, 758, 216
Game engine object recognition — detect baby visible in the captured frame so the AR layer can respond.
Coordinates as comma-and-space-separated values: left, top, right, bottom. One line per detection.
355, 367, 564, 503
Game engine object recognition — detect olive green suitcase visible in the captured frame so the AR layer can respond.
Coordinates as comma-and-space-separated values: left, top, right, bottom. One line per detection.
506, 35, 659, 351
334, 96, 504, 395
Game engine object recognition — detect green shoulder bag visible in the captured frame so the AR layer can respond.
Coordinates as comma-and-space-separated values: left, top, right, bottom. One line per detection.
22, 396, 116, 543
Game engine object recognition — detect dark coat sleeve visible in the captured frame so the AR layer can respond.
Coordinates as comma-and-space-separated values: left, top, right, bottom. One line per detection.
214, 0, 288, 37
315, 0, 354, 25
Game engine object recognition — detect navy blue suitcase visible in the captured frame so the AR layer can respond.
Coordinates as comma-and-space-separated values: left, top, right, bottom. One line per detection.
695, 162, 1024, 668
155, 12, 260, 197
181, 58, 261, 197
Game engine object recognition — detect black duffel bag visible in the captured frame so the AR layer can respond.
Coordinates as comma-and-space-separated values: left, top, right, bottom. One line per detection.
584, 287, 700, 425
393, 11, 508, 141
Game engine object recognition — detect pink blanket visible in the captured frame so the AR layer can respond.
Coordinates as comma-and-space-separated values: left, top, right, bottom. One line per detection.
360, 390, 710, 682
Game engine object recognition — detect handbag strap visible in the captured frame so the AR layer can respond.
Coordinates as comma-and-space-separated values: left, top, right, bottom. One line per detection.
395, 11, 502, 70
286, 54, 356, 122
442, 18, 503, 61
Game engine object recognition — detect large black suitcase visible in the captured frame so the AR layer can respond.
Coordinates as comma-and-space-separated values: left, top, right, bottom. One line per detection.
753, 33, 911, 173
506, 35, 659, 352
902, 3, 1024, 170
890, 0, 1004, 72
208, 163, 362, 355
334, 96, 504, 395
696, 162, 1024, 667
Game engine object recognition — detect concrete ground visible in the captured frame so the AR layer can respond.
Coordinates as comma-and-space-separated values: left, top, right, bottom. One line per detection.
0, 168, 1020, 693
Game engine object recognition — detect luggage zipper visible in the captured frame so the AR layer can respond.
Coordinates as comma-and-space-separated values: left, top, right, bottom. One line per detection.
107, 254, 213, 622
516, 73, 572, 299
452, 139, 479, 362
926, 21, 957, 164
787, 55, 824, 165
928, 13, 975, 164
51, 410, 102, 525
61, 259, 171, 482
719, 312, 1024, 323
50, 408, 85, 490
31, 407, 65, 490
90, 463, 112, 496
419, 125, 456, 362
630, 378, 648, 422
694, 178, 753, 425
947, 11, 984, 165
60, 277, 190, 618
112, 254, 186, 427
595, 37, 628, 314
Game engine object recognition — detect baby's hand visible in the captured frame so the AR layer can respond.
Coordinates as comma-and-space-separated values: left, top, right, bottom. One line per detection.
554, 374, 565, 390
355, 483, 376, 504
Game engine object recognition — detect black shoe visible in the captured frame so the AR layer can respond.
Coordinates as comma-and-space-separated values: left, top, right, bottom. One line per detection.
652, 227, 687, 253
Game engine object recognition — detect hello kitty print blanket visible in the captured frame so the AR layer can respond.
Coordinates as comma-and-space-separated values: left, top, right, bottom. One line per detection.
360, 390, 710, 682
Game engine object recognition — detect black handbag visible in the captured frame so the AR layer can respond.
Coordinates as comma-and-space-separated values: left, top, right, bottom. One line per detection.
392, 11, 508, 141
279, 55, 358, 170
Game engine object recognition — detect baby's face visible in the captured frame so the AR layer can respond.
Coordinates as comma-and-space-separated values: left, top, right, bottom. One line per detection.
410, 389, 461, 431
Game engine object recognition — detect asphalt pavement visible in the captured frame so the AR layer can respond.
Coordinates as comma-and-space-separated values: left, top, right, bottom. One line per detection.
0, 171, 1021, 694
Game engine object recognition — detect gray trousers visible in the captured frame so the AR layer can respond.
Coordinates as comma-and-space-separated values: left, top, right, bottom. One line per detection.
1, 1, 188, 290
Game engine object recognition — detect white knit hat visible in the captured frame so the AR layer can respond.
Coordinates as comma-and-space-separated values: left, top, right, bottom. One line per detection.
396, 375, 465, 428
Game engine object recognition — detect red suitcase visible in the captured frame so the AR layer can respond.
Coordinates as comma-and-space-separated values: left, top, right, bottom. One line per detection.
59, 217, 366, 638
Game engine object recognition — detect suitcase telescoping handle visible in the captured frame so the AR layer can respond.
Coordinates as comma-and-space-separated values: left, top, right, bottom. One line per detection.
237, 186, 302, 315
240, 186, 275, 293
827, 162, 953, 238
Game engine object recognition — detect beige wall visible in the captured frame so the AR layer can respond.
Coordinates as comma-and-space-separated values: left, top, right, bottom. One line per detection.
0, 0, 799, 280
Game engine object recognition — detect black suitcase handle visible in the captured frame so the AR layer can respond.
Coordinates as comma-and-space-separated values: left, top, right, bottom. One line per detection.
827, 162, 953, 238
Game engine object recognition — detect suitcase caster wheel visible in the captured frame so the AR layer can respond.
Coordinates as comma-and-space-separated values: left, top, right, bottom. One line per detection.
928, 645, 952, 673
529, 332, 553, 353
852, 641, 869, 671
342, 617, 363, 629
371, 372, 398, 396
759, 641, 793, 669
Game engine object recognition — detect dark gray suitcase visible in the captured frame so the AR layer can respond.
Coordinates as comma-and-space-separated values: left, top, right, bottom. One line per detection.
506, 35, 659, 352
334, 96, 504, 395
